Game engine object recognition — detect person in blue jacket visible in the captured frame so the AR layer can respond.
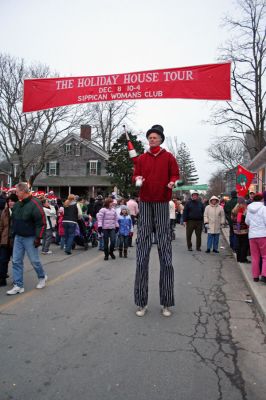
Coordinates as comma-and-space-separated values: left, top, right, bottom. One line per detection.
118, 206, 132, 258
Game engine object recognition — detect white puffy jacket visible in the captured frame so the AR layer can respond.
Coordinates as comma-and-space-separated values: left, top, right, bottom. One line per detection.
245, 202, 266, 238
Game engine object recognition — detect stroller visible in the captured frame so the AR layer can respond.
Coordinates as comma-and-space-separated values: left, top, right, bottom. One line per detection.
73, 215, 98, 249
86, 220, 98, 247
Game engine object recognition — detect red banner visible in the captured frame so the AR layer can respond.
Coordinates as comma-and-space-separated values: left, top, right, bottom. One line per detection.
236, 165, 254, 197
23, 63, 231, 113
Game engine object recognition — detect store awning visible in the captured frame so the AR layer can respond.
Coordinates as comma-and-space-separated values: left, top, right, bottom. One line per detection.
173, 184, 208, 192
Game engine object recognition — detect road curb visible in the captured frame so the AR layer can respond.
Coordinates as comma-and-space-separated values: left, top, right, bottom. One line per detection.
222, 227, 266, 322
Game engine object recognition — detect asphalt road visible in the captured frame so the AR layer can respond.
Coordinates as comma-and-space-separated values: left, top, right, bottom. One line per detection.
0, 226, 266, 400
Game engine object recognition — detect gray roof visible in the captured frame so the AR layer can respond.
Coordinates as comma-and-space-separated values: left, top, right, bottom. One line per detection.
59, 133, 109, 160
247, 146, 266, 170
33, 175, 112, 187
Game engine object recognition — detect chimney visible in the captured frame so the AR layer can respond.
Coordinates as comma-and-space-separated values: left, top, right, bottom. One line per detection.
80, 125, 91, 141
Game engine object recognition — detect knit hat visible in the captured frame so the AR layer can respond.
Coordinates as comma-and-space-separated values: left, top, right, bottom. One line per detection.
253, 193, 263, 202
146, 124, 165, 143
7, 193, 18, 203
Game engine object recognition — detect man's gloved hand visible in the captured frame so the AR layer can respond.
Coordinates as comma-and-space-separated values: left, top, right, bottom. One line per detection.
98, 227, 103, 234
115, 227, 119, 233
34, 238, 41, 248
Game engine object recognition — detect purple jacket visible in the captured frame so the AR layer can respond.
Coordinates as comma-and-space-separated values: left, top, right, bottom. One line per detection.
97, 207, 118, 229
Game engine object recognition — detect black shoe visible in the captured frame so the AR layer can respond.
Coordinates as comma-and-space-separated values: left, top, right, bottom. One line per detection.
65, 251, 71, 255
205, 249, 210, 253
213, 250, 219, 253
260, 276, 266, 283
197, 248, 201, 252
104, 256, 108, 261
110, 252, 116, 260
188, 248, 192, 251
254, 277, 259, 282
0, 279, 7, 287
243, 259, 251, 263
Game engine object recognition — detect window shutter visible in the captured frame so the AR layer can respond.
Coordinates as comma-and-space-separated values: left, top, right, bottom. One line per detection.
56, 162, 60, 176
46, 163, 49, 175
97, 161, 101, 175
86, 162, 90, 175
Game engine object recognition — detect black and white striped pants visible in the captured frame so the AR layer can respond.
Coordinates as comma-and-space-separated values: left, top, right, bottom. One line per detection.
134, 201, 174, 307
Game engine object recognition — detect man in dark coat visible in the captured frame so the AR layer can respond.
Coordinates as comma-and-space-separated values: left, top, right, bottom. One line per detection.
6, 182, 47, 295
183, 191, 204, 251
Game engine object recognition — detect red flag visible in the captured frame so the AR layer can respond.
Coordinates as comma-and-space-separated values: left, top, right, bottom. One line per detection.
23, 63, 231, 112
236, 165, 254, 197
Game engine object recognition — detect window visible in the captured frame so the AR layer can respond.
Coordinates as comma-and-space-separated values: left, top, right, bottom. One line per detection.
65, 143, 71, 154
47, 161, 59, 176
89, 160, 97, 175
87, 161, 101, 176
75, 143, 80, 156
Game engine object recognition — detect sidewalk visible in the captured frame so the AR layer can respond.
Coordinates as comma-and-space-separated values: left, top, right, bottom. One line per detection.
222, 227, 266, 322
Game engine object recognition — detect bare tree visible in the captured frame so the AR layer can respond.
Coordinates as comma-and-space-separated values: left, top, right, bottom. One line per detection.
165, 136, 179, 156
88, 101, 135, 152
207, 169, 226, 197
0, 54, 85, 187
211, 0, 266, 157
207, 137, 245, 169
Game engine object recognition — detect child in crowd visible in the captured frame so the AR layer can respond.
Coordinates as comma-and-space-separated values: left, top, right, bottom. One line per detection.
57, 206, 65, 249
95, 213, 104, 251
41, 198, 56, 255
118, 206, 132, 258
97, 197, 118, 260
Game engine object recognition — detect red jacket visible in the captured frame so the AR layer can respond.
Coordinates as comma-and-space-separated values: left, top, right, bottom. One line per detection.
133, 149, 179, 202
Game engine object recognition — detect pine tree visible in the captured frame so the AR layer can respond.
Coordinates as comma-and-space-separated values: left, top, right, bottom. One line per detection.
106, 132, 144, 197
176, 142, 199, 185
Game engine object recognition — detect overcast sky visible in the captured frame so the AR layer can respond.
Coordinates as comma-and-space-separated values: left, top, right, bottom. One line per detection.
1, 0, 240, 182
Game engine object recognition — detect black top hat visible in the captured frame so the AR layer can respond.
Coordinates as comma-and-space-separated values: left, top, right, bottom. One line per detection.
146, 124, 165, 143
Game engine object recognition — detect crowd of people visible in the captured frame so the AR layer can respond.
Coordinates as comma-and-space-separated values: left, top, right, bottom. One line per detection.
0, 123, 265, 319
0, 183, 265, 298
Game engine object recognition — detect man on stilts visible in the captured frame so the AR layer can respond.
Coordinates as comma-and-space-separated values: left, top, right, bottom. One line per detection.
132, 124, 179, 317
